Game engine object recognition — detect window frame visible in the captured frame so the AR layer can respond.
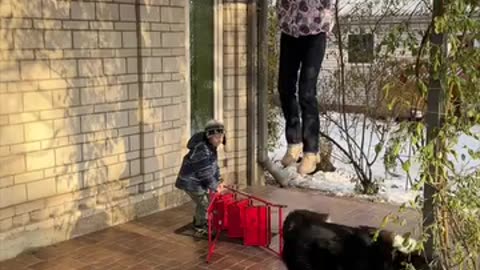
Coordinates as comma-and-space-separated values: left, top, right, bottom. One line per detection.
347, 33, 375, 64
186, 0, 223, 136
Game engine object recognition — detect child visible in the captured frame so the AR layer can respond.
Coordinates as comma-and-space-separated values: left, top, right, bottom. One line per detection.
175, 119, 225, 237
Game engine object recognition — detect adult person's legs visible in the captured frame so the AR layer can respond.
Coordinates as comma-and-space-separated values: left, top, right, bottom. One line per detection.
297, 32, 327, 175
278, 33, 303, 167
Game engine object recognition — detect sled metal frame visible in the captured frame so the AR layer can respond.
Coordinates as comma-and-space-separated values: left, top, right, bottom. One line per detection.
206, 185, 287, 263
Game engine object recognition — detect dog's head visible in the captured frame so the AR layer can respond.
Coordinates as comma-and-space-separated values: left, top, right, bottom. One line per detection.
362, 229, 430, 270
390, 234, 430, 270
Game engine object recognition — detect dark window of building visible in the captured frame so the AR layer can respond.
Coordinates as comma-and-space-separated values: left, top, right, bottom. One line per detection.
190, 0, 214, 134
348, 34, 374, 63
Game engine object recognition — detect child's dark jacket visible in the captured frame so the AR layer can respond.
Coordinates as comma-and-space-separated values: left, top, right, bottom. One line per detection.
175, 132, 220, 193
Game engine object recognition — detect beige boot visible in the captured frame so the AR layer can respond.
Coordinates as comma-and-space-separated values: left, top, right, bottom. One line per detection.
298, 153, 320, 175
281, 144, 302, 167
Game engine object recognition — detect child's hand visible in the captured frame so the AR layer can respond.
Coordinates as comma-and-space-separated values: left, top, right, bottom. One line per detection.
216, 183, 224, 193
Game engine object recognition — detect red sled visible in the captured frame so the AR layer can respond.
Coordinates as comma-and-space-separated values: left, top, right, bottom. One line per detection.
206, 186, 287, 263
227, 199, 249, 238
244, 205, 269, 246
210, 193, 235, 230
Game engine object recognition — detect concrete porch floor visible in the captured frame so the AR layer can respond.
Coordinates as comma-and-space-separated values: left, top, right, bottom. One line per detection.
0, 186, 421, 270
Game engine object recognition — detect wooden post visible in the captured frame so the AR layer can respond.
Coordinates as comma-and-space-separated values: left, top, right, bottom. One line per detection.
247, 0, 260, 186
424, 0, 447, 265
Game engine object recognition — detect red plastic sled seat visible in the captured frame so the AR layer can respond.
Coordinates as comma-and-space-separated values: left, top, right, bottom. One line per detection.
211, 193, 235, 230
244, 205, 269, 247
227, 198, 249, 238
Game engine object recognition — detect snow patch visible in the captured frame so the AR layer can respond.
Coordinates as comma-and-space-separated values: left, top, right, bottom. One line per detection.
268, 113, 479, 206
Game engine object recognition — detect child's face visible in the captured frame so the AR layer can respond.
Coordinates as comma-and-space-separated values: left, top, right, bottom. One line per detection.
208, 133, 224, 147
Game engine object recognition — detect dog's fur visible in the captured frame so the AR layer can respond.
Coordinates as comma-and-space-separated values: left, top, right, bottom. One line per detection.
282, 209, 430, 270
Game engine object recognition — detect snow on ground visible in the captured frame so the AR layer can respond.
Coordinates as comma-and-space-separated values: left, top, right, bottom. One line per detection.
268, 113, 480, 205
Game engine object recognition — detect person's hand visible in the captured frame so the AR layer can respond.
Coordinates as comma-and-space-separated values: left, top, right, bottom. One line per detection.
327, 31, 333, 40
216, 183, 224, 193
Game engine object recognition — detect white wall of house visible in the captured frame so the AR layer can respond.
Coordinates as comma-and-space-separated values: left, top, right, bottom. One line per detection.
318, 16, 430, 109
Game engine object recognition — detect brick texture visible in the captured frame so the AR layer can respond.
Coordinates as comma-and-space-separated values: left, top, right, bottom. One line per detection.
221, 2, 249, 188
0, 186, 420, 270
0, 0, 251, 262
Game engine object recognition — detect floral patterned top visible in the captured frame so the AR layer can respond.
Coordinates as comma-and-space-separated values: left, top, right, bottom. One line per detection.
276, 0, 334, 38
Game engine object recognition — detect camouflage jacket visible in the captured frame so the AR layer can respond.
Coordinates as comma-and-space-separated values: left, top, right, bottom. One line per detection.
175, 132, 221, 193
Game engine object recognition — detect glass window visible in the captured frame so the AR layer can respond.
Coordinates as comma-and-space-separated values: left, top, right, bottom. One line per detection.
190, 0, 214, 134
348, 33, 374, 63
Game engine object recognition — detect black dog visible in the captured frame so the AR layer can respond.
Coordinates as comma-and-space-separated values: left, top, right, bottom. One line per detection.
282, 209, 430, 270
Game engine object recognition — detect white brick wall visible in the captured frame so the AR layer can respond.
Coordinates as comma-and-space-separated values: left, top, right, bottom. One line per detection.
0, 0, 252, 262
0, 0, 193, 261
71, 2, 95, 20
42, 0, 70, 19
14, 30, 44, 49
222, 2, 250, 186
73, 31, 98, 49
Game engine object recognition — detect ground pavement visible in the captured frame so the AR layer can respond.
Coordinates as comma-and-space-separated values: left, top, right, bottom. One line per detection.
0, 186, 421, 270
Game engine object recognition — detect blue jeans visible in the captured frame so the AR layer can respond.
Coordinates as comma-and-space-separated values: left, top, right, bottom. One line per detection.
278, 32, 327, 153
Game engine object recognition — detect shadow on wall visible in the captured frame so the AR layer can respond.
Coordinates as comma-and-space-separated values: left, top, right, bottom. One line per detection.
0, 0, 150, 257
0, 1, 193, 261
